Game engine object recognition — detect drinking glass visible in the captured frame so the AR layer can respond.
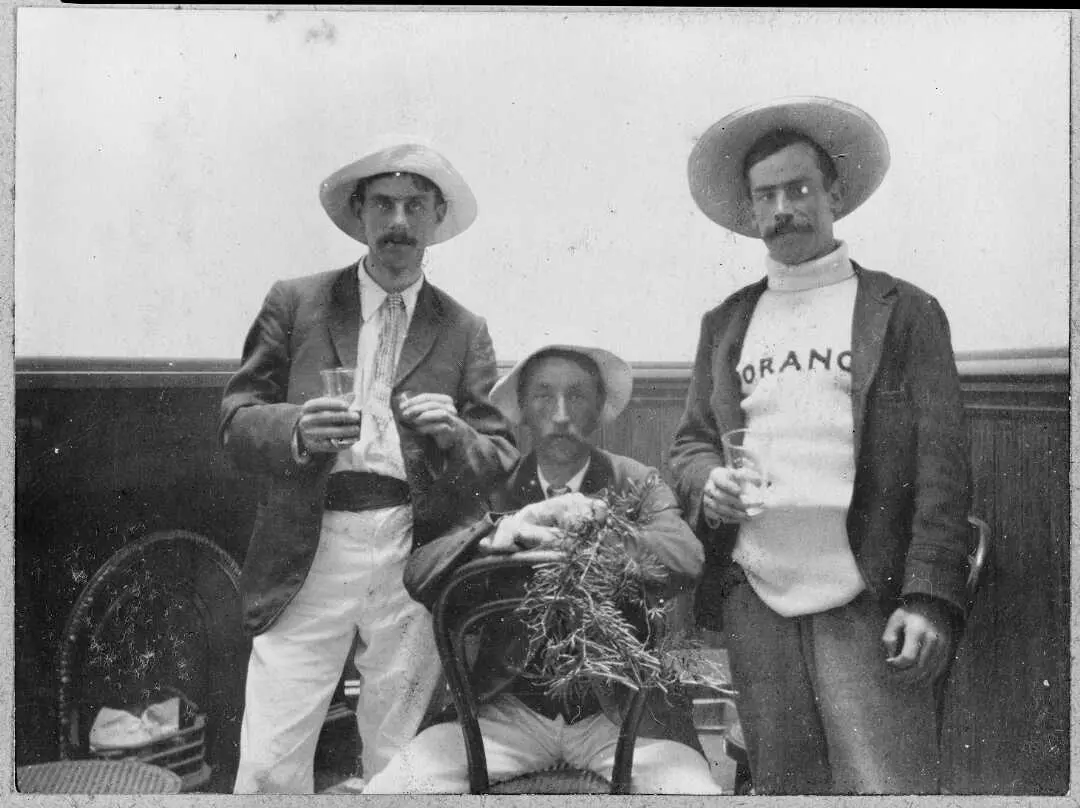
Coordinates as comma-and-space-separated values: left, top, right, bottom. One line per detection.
320, 368, 363, 451
320, 368, 362, 410
721, 428, 770, 517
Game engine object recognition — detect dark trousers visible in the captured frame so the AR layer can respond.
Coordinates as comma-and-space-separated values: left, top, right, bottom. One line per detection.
722, 569, 940, 795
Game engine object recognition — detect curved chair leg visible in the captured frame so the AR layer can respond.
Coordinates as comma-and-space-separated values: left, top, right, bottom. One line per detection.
610, 688, 648, 794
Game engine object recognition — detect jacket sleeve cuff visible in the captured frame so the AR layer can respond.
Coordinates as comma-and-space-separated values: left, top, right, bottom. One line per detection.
291, 423, 313, 465
901, 561, 968, 618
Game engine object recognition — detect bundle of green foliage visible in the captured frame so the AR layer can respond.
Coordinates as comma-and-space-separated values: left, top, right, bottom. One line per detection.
515, 475, 733, 707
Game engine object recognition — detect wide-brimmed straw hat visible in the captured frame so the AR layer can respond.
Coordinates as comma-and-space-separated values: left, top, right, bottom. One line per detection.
688, 96, 890, 238
491, 344, 633, 425
319, 142, 477, 245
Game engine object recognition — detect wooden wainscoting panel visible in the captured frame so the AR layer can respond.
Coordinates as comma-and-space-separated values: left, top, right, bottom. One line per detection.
940, 405, 1070, 794
14, 359, 1070, 791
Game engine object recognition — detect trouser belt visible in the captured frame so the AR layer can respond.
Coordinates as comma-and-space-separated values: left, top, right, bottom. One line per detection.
324, 472, 411, 512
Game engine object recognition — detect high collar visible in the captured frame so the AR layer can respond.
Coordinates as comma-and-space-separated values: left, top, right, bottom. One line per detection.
359, 257, 424, 321
765, 241, 853, 292
505, 448, 615, 508
328, 262, 445, 380
537, 458, 591, 496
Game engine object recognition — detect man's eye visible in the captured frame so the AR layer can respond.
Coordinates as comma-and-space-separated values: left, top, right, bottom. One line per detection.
406, 200, 423, 214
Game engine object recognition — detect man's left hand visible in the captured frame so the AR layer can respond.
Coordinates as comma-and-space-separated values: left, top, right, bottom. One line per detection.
881, 596, 956, 686
398, 392, 466, 449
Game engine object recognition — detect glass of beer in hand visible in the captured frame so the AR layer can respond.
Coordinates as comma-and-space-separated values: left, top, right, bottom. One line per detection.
721, 428, 770, 517
320, 368, 361, 409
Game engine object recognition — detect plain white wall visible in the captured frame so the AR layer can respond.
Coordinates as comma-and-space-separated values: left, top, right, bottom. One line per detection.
14, 9, 1070, 362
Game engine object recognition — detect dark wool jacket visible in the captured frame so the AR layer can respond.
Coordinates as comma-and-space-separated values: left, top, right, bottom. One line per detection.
219, 264, 518, 635
404, 448, 706, 753
669, 264, 972, 630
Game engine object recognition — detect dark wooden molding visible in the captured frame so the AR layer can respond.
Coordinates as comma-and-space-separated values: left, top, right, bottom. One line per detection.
14, 347, 1071, 391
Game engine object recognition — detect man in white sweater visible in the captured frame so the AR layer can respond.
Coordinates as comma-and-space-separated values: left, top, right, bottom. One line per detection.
670, 97, 971, 794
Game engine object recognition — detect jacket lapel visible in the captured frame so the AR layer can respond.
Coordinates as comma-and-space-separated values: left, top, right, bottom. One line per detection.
503, 448, 614, 507
504, 453, 544, 508
328, 264, 361, 370
850, 263, 898, 460
395, 281, 443, 387
580, 448, 616, 496
712, 280, 768, 434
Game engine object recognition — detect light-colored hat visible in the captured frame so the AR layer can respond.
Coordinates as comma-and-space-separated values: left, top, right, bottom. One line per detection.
491, 344, 633, 425
319, 142, 477, 245
688, 96, 890, 238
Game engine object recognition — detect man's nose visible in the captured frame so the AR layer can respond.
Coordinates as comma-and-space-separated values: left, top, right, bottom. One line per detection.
552, 395, 570, 422
772, 189, 793, 216
389, 203, 409, 227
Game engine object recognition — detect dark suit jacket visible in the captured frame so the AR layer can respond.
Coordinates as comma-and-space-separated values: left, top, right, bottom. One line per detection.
669, 263, 972, 630
219, 263, 519, 635
405, 448, 706, 752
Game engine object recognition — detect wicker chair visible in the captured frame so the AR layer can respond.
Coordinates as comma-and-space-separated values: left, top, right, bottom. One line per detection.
56, 529, 247, 792
431, 550, 659, 794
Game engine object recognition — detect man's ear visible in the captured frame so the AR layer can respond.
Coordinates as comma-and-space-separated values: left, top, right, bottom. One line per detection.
435, 200, 448, 224
827, 180, 843, 217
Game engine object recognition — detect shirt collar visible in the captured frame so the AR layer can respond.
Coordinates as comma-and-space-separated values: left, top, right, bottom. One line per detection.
765, 240, 854, 292
358, 258, 425, 321
536, 459, 591, 497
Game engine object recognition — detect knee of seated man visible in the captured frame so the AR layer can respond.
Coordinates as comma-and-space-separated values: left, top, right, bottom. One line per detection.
363, 723, 471, 794
631, 741, 726, 794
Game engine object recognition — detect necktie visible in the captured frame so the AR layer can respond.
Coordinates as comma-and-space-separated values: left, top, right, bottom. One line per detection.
547, 485, 572, 498
369, 292, 406, 434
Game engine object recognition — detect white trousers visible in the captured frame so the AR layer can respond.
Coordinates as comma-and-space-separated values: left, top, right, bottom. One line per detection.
233, 506, 441, 793
364, 694, 724, 794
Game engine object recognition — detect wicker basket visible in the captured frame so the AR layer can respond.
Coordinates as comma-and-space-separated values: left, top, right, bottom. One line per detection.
90, 689, 211, 792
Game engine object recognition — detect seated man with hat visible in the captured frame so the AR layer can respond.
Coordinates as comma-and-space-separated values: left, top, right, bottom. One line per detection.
671, 96, 971, 793
363, 343, 723, 794
220, 141, 518, 792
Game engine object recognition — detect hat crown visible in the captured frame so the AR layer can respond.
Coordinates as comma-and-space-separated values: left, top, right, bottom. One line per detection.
490, 343, 634, 426
688, 96, 890, 238
319, 141, 477, 245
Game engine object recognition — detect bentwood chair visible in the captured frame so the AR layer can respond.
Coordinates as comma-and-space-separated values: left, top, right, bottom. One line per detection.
431, 551, 659, 794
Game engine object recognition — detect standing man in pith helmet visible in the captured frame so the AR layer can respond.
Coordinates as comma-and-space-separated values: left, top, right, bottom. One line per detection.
220, 141, 518, 792
670, 97, 970, 794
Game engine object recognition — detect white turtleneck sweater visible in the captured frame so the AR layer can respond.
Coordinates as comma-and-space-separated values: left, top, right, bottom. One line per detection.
731, 241, 866, 617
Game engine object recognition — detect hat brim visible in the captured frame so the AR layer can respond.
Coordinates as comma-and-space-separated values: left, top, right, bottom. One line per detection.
319, 143, 477, 245
490, 344, 633, 426
688, 96, 890, 238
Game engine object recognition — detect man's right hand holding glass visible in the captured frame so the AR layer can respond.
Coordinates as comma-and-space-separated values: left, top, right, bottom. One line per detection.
702, 465, 756, 527
297, 397, 362, 453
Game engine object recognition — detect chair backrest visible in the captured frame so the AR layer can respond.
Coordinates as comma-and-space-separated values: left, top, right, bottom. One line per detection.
431, 550, 652, 794
56, 529, 246, 789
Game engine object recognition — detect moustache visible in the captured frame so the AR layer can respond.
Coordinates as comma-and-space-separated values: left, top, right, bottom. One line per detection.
766, 221, 814, 239
544, 429, 584, 443
378, 233, 417, 248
